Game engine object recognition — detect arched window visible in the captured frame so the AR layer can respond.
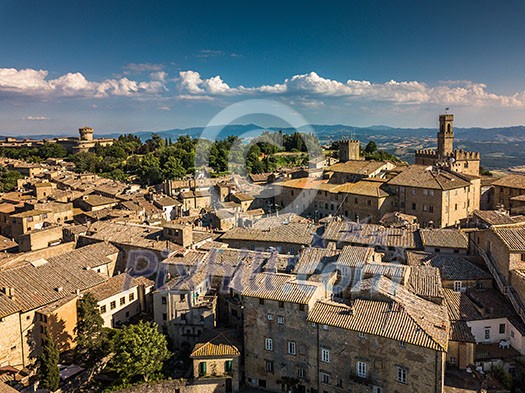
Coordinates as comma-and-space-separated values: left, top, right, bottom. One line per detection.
447, 124, 452, 133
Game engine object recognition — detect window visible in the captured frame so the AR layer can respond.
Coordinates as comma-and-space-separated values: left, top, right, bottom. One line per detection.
372, 387, 383, 393
367, 200, 371, 206
278, 301, 284, 308
450, 356, 457, 364
411, 203, 416, 211
454, 281, 462, 292
161, 296, 167, 305
288, 341, 296, 355
110, 301, 116, 310
299, 304, 305, 311
265, 338, 273, 351
455, 203, 458, 210
129, 293, 135, 301
162, 313, 167, 321
100, 305, 106, 314
265, 361, 274, 373
499, 324, 506, 334
297, 368, 306, 378
180, 294, 186, 302
258, 379, 266, 388
267, 313, 273, 321
321, 348, 330, 363
396, 366, 407, 384
199, 362, 207, 376
259, 298, 265, 305
120, 297, 125, 306
358, 331, 365, 338
320, 373, 330, 384
356, 361, 367, 378
322, 324, 329, 331
225, 360, 233, 372
337, 379, 343, 388
484, 328, 491, 340
429, 205, 434, 213
277, 316, 285, 324
399, 341, 405, 348
434, 248, 441, 253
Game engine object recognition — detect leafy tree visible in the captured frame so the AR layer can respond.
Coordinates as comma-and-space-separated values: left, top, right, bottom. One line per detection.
39, 142, 68, 159
0, 168, 22, 192
71, 152, 101, 173
109, 321, 170, 384
137, 153, 163, 186
162, 156, 186, 180
364, 140, 378, 154
75, 293, 105, 364
37, 330, 60, 391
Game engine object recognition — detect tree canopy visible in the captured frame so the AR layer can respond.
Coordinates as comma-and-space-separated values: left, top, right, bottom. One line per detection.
108, 321, 170, 384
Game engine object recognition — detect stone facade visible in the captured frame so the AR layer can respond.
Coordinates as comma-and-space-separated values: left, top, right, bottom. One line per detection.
415, 114, 480, 177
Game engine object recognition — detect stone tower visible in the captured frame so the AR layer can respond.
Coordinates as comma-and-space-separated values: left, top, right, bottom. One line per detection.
437, 114, 454, 157
339, 139, 361, 162
79, 127, 94, 142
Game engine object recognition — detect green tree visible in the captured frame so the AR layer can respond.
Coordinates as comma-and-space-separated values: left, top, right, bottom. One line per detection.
364, 140, 378, 154
37, 331, 60, 391
0, 168, 22, 192
39, 142, 68, 159
75, 293, 105, 364
109, 321, 170, 384
162, 156, 186, 180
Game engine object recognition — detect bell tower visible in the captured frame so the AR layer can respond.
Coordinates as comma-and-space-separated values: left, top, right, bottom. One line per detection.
437, 113, 454, 157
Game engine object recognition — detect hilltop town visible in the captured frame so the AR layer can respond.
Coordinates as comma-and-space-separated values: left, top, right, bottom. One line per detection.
0, 113, 524, 392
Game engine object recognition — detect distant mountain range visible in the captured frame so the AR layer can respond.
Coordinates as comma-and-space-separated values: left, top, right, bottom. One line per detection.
3, 123, 525, 170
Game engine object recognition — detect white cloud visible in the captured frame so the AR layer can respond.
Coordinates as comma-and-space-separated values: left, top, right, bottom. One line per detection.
122, 63, 164, 73
174, 70, 525, 108
0, 68, 167, 99
2, 67, 525, 111
157, 106, 171, 111
22, 115, 50, 120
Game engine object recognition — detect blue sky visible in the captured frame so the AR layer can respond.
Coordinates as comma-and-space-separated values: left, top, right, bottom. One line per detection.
1, 0, 525, 135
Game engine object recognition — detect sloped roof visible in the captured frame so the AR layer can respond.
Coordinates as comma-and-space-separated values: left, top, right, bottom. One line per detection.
241, 273, 323, 304
220, 222, 315, 246
492, 174, 525, 190
492, 227, 525, 252
308, 296, 448, 351
408, 265, 444, 300
388, 165, 470, 190
348, 276, 449, 351
322, 220, 421, 249
85, 273, 154, 301
328, 160, 389, 175
429, 255, 492, 281
191, 332, 241, 358
419, 229, 468, 249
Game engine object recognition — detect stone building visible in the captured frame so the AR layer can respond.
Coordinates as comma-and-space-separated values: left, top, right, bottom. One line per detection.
386, 165, 480, 228
55, 127, 114, 154
85, 273, 154, 328
415, 113, 480, 176
190, 331, 241, 393
491, 174, 525, 210
338, 139, 362, 162
241, 272, 449, 393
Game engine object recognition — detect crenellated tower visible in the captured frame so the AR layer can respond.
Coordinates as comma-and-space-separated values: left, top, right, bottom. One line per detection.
415, 113, 480, 176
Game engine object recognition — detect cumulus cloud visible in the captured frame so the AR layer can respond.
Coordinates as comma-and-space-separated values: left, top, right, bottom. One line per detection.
174, 70, 525, 108
0, 68, 167, 99
2, 67, 525, 110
